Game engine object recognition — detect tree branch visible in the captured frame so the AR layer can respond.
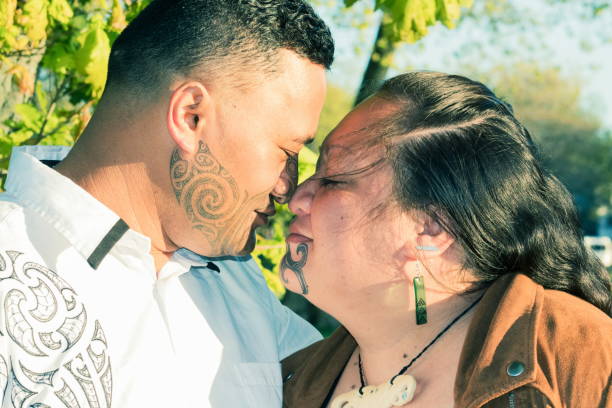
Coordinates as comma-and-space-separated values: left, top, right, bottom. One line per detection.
354, 21, 396, 106
0, 47, 46, 58
23, 76, 70, 146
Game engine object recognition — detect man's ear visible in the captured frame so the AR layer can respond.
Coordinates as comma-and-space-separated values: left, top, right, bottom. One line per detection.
167, 81, 211, 154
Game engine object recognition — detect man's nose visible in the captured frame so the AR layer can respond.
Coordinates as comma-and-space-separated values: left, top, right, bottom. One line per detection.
271, 155, 298, 204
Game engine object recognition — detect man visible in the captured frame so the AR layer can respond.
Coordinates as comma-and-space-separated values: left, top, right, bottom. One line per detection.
0, 0, 333, 406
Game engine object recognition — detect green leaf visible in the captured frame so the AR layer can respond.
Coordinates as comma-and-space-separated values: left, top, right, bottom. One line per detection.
374, 0, 472, 43
109, 0, 127, 32
42, 42, 75, 74
344, 0, 361, 7
48, 0, 74, 25
71, 15, 88, 30
594, 4, 609, 17
0, 130, 14, 157
35, 82, 49, 111
41, 128, 74, 146
19, 0, 48, 45
14, 103, 43, 130
0, 0, 17, 32
75, 27, 111, 97
298, 146, 318, 183
0, 128, 34, 149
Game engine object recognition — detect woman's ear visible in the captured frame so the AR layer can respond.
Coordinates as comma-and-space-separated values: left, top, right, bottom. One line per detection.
166, 81, 211, 154
415, 212, 455, 259
398, 211, 455, 262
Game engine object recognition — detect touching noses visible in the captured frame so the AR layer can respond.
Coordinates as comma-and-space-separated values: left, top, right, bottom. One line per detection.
271, 155, 298, 204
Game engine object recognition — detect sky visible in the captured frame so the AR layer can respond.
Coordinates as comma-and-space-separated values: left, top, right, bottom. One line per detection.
314, 0, 612, 130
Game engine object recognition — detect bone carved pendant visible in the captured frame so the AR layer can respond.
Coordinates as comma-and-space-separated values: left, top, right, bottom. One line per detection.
330, 374, 417, 408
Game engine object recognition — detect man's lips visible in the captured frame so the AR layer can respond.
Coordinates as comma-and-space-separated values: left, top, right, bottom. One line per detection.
255, 202, 276, 218
254, 212, 271, 225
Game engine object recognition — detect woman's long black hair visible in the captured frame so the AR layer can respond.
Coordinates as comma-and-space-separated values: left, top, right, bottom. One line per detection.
377, 72, 611, 315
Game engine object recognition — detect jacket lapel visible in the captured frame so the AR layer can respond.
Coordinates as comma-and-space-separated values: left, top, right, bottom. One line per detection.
455, 274, 542, 408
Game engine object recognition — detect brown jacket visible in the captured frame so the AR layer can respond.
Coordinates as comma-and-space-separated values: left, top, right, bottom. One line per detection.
282, 274, 612, 407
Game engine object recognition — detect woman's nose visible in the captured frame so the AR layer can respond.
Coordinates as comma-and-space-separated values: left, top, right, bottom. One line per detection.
288, 177, 315, 216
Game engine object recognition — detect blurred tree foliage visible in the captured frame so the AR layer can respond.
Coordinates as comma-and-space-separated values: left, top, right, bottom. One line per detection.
472, 62, 612, 234
345, 0, 474, 104
0, 0, 152, 188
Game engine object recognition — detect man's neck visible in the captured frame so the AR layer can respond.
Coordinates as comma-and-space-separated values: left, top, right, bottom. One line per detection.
55, 139, 176, 273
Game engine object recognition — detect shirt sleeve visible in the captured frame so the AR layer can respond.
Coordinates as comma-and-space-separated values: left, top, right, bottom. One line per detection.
242, 256, 323, 360
273, 297, 323, 361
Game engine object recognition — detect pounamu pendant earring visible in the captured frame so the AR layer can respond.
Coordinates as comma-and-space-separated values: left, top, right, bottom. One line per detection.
413, 245, 437, 325
413, 262, 428, 325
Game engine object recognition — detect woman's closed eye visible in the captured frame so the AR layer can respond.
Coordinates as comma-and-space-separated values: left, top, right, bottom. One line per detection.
319, 177, 344, 188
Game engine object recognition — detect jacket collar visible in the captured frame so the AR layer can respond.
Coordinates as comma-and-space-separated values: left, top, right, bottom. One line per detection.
282, 326, 356, 408
283, 274, 544, 408
455, 273, 543, 408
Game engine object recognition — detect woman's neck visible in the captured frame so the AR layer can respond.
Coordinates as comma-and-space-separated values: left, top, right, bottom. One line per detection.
340, 285, 482, 386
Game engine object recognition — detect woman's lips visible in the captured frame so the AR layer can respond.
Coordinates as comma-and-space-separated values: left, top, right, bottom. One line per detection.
287, 233, 313, 244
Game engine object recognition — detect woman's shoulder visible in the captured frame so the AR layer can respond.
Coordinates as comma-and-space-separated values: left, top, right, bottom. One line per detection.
538, 283, 611, 354
457, 273, 611, 407
535, 283, 611, 406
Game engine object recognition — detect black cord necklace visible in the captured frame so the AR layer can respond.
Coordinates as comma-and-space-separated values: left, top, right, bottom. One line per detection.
358, 295, 483, 395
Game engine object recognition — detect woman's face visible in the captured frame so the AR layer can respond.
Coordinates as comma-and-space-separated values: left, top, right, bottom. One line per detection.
282, 97, 417, 310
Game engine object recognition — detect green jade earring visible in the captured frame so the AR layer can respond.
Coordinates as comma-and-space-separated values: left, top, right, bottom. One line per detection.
414, 245, 438, 325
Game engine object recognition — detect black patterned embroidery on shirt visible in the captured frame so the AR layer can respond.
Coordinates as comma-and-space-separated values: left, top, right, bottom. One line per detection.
0, 250, 113, 407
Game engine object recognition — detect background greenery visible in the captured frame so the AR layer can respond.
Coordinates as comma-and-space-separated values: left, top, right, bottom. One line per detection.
1, 0, 611, 335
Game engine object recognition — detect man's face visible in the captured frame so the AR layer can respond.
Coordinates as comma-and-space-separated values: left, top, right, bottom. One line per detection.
169, 50, 327, 256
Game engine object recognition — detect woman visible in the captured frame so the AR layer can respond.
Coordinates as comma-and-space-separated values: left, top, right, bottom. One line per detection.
280, 72, 612, 408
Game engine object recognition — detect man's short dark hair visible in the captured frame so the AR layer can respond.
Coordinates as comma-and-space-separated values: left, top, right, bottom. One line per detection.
106, 0, 334, 94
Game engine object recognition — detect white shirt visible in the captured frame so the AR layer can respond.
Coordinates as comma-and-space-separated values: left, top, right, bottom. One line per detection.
0, 146, 321, 407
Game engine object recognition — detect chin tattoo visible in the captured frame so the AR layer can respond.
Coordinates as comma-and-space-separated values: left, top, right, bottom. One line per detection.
281, 242, 309, 295
170, 141, 267, 254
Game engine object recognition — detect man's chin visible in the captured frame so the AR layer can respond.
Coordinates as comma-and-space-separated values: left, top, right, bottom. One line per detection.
241, 231, 257, 255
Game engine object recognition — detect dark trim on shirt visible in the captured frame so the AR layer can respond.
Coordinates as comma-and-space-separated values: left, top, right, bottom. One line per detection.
87, 219, 129, 269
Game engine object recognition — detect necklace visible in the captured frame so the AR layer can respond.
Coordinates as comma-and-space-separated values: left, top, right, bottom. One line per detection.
331, 296, 483, 408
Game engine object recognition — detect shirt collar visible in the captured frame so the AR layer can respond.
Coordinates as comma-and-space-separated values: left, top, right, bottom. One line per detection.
158, 248, 250, 280
5, 146, 151, 268
454, 273, 542, 408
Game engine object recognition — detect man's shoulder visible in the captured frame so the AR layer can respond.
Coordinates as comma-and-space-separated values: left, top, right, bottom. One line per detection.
0, 198, 33, 251
212, 256, 271, 292
0, 198, 53, 254
0, 194, 22, 225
